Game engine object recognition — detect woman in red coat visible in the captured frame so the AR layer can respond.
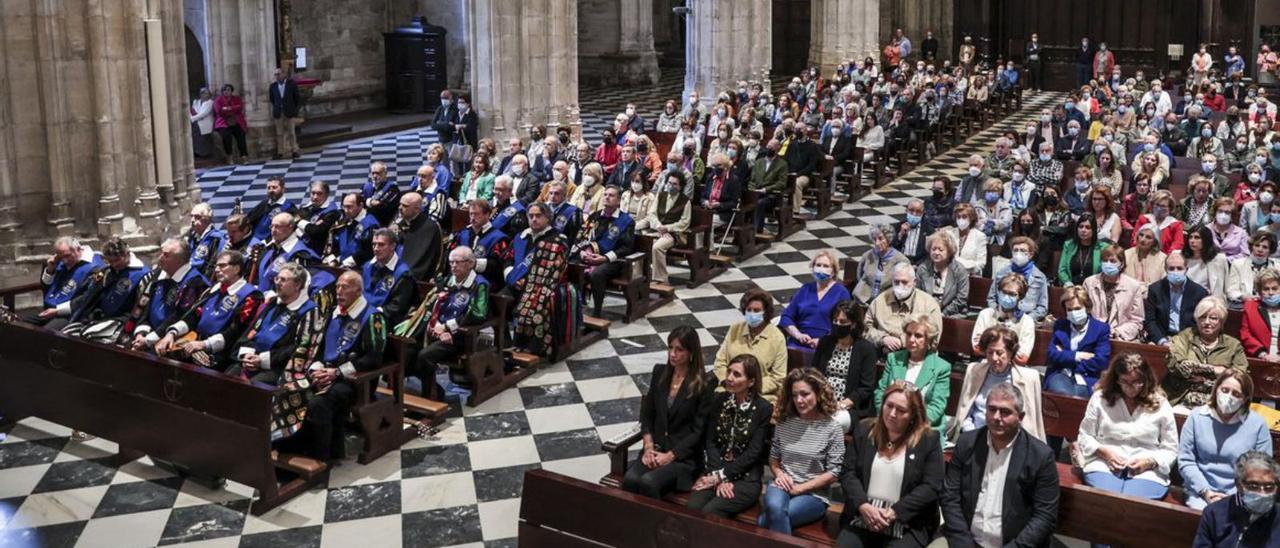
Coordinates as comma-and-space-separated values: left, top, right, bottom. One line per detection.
1240, 267, 1280, 361
1131, 189, 1185, 254
212, 84, 249, 163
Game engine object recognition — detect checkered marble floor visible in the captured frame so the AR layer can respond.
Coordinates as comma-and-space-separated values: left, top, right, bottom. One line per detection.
0, 84, 1064, 547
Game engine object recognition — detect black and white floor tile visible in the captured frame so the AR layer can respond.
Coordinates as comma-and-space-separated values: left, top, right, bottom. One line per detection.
0, 80, 1065, 546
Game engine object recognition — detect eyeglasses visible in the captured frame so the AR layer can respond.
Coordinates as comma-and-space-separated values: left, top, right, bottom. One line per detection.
1242, 481, 1278, 493
1118, 380, 1145, 389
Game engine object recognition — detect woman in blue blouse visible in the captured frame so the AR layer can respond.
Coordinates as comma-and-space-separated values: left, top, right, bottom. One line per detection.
780, 250, 851, 350
1046, 286, 1112, 396
1178, 370, 1274, 510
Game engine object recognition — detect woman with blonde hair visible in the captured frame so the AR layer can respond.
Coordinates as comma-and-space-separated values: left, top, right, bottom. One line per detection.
780, 249, 852, 349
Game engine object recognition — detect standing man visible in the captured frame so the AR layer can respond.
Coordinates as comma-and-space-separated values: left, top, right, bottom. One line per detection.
1025, 33, 1044, 92
431, 90, 456, 146
1076, 36, 1095, 87
268, 68, 302, 160
896, 28, 912, 62
922, 30, 939, 62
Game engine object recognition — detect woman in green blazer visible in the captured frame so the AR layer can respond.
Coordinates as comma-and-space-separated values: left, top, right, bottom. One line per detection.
874, 317, 952, 431
1057, 212, 1103, 286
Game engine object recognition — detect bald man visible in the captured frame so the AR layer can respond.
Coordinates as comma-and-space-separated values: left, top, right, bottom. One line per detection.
251, 212, 319, 293
394, 191, 443, 280
286, 270, 387, 461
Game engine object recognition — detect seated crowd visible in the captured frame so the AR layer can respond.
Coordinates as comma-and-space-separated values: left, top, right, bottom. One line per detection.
11, 35, 1280, 548
614, 51, 1280, 546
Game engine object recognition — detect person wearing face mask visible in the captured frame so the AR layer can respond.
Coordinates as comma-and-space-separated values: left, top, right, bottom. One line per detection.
1209, 197, 1249, 258
1227, 135, 1256, 173
1227, 232, 1280, 308
656, 100, 681, 133
864, 263, 942, 354
1028, 141, 1063, 191
750, 139, 790, 236
852, 224, 911, 305
1055, 119, 1091, 161
430, 90, 458, 146
954, 155, 987, 206
893, 199, 932, 265
713, 288, 787, 404
568, 163, 606, 218
1132, 190, 1185, 254
1081, 244, 1147, 342
1075, 353, 1179, 506
1241, 180, 1277, 234
1142, 250, 1209, 345
976, 179, 1013, 247
1140, 79, 1172, 118
779, 250, 851, 351
1193, 451, 1280, 546
1177, 371, 1275, 510
448, 93, 480, 175
972, 273, 1036, 364
1191, 126, 1227, 166
947, 203, 988, 275
921, 176, 955, 232
1166, 294, 1252, 408
642, 172, 692, 285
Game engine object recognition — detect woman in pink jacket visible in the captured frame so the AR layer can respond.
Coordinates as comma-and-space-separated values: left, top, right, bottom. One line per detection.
213, 84, 249, 164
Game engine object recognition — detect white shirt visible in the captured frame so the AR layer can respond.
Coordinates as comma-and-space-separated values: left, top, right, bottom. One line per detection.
1076, 391, 1179, 485
971, 431, 1019, 548
866, 450, 907, 504
904, 360, 924, 386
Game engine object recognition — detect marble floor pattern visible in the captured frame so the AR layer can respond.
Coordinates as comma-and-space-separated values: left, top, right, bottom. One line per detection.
0, 80, 1077, 547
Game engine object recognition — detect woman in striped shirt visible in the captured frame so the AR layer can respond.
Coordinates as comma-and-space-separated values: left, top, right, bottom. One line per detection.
759, 368, 846, 535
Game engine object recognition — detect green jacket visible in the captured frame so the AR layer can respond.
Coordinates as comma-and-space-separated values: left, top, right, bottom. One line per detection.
876, 351, 952, 431
1057, 239, 1102, 286
749, 155, 789, 194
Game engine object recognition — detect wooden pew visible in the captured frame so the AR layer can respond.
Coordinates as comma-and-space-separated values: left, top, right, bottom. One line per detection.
719, 189, 768, 261
522, 469, 821, 547
597, 236, 675, 323
0, 319, 327, 515
669, 206, 728, 288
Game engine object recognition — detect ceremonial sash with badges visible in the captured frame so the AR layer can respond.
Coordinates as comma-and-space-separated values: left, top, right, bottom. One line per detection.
249, 298, 316, 352
491, 201, 525, 233
592, 212, 634, 255
44, 256, 100, 308
322, 306, 373, 363
506, 232, 538, 286
362, 259, 410, 310
195, 282, 257, 337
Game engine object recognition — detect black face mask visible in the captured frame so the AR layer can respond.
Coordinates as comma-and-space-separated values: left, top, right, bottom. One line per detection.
764, 149, 777, 158
932, 189, 945, 200
830, 324, 853, 339
1043, 195, 1060, 206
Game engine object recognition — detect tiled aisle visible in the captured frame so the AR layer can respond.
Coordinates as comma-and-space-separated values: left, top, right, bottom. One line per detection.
0, 79, 1063, 547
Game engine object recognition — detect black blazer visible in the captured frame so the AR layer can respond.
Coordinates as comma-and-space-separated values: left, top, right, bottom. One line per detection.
268, 79, 301, 119
400, 214, 443, 281
1054, 135, 1091, 162
700, 168, 742, 212
450, 108, 479, 147
784, 139, 821, 176
892, 225, 931, 265
640, 363, 717, 466
699, 392, 773, 484
840, 422, 944, 544
1144, 278, 1208, 344
821, 134, 853, 167
941, 427, 1059, 548
431, 103, 457, 143
811, 337, 877, 419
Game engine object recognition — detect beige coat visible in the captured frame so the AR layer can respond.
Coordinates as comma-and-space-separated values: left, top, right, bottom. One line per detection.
955, 361, 1046, 442
1123, 247, 1167, 286
1083, 273, 1148, 342
863, 288, 942, 349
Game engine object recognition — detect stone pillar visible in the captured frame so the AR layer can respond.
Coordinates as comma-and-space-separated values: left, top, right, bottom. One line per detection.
467, 0, 581, 141
810, 0, 880, 73
684, 0, 770, 105
881, 0, 950, 63
577, 0, 660, 86
0, 0, 193, 285
204, 0, 277, 158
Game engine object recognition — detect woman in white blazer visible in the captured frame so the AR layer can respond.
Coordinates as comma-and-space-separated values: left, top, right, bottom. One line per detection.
1227, 231, 1280, 308
948, 203, 988, 275
189, 87, 215, 158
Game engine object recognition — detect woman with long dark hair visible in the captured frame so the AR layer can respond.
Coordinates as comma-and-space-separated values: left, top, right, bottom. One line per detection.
622, 326, 718, 499
759, 368, 845, 535
687, 354, 774, 518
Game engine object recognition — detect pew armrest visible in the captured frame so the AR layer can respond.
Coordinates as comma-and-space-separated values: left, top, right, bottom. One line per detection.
602, 424, 644, 476
0, 282, 42, 310
621, 252, 647, 282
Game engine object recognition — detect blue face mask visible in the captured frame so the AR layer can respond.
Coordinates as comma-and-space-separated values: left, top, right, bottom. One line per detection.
1167, 271, 1187, 285
1065, 102, 1075, 111
1101, 262, 1121, 277
1068, 308, 1089, 326
906, 213, 922, 226
1144, 143, 1156, 153
1039, 153, 1052, 162
1270, 213, 1280, 224
812, 267, 832, 281
1265, 294, 1280, 308
744, 311, 765, 328
985, 191, 1000, 203
997, 292, 1019, 311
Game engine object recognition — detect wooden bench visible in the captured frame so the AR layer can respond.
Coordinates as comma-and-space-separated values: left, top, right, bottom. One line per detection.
668, 206, 728, 288
523, 469, 822, 547
716, 188, 768, 261
596, 236, 676, 323
0, 319, 328, 515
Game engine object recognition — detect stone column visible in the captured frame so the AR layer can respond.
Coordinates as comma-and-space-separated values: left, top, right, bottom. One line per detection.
684, 0, 770, 105
467, 0, 581, 141
881, 0, 950, 63
0, 0, 193, 285
810, 0, 880, 73
204, 0, 277, 157
578, 0, 660, 86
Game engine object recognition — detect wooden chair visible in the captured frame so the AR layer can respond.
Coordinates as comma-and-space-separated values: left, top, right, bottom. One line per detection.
599, 236, 675, 323
667, 206, 727, 288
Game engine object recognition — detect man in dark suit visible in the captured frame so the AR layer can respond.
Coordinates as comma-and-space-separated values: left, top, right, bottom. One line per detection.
395, 192, 443, 281
530, 137, 564, 183
431, 90, 457, 145
784, 123, 821, 217
268, 68, 302, 159
606, 145, 644, 189
297, 181, 341, 254
820, 119, 852, 194
1055, 119, 1091, 161
1144, 252, 1208, 345
941, 382, 1059, 548
893, 199, 930, 264
1075, 37, 1095, 87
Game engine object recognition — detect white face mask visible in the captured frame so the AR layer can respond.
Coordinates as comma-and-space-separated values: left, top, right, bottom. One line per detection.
631, 182, 644, 193
891, 284, 912, 300
956, 218, 971, 230
1216, 390, 1244, 416
583, 175, 596, 186
1216, 212, 1233, 225
512, 165, 526, 176
968, 166, 982, 177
